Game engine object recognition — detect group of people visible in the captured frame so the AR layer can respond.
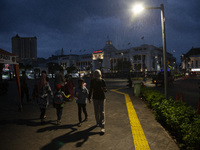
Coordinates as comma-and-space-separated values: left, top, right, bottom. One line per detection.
29, 69, 107, 134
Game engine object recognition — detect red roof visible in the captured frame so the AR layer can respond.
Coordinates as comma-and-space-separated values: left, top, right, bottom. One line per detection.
0, 48, 16, 56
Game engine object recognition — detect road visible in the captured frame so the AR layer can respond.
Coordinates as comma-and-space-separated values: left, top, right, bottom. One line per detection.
145, 76, 200, 110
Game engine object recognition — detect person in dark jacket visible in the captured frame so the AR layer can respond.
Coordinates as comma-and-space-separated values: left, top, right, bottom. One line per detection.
88, 69, 107, 134
20, 71, 30, 103
75, 78, 89, 127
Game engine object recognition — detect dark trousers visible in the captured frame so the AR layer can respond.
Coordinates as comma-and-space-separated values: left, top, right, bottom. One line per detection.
40, 108, 46, 119
56, 107, 63, 120
93, 99, 106, 128
21, 87, 29, 102
77, 103, 88, 123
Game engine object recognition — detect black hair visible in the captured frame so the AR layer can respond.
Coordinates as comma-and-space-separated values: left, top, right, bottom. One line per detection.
41, 70, 46, 74
78, 78, 84, 83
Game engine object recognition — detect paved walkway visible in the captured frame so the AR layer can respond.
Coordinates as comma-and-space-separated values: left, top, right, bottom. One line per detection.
0, 79, 179, 150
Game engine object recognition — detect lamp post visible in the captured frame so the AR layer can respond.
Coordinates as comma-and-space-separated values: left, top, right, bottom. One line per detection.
133, 4, 167, 97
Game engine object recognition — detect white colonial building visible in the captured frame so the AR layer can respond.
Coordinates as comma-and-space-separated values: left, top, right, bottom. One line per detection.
58, 40, 176, 74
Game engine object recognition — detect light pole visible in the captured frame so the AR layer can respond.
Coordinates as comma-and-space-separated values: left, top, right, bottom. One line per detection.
133, 4, 167, 97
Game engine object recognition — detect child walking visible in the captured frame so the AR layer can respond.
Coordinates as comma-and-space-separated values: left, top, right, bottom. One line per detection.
75, 78, 89, 127
53, 84, 70, 125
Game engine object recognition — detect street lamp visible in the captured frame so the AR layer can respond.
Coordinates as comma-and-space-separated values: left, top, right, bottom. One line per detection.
133, 4, 167, 97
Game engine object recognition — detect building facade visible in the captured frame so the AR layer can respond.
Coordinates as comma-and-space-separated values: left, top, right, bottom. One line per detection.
58, 40, 176, 74
12, 34, 37, 60
181, 47, 200, 72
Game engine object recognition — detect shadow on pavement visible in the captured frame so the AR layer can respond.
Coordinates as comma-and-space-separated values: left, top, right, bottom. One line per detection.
41, 125, 101, 150
37, 123, 78, 132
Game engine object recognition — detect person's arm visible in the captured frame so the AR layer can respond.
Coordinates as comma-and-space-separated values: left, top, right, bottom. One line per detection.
62, 91, 70, 99
88, 80, 93, 102
47, 83, 53, 99
102, 79, 107, 92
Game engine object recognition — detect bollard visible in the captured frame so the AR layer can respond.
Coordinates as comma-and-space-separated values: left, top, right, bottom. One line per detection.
176, 92, 179, 101
180, 93, 184, 102
134, 83, 141, 97
197, 98, 200, 115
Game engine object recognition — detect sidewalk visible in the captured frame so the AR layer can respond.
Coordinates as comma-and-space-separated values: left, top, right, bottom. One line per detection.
0, 79, 179, 150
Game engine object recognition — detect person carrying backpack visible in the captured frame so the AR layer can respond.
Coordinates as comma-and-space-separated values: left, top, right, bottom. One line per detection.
75, 78, 89, 127
53, 84, 70, 125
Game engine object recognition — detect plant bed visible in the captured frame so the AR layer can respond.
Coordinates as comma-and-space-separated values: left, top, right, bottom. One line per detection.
141, 86, 200, 150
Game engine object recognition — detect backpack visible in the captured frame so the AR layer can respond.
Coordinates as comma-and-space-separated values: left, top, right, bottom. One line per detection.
54, 92, 63, 104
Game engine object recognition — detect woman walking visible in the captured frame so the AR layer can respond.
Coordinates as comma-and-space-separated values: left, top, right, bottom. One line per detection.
88, 69, 107, 134
33, 70, 53, 125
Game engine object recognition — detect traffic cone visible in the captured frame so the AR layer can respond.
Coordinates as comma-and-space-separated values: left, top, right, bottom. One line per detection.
180, 93, 184, 102
176, 92, 179, 101
197, 98, 200, 115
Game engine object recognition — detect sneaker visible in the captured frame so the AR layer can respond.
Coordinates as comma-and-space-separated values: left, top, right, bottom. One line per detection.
56, 120, 61, 125
101, 128, 105, 134
78, 123, 82, 127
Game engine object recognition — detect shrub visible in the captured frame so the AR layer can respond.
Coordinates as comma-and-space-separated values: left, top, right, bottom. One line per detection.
141, 87, 200, 150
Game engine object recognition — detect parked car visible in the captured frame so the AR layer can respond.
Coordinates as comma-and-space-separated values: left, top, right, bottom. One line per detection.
152, 71, 174, 86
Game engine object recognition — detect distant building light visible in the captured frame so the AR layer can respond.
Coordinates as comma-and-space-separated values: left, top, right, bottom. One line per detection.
93, 50, 102, 54
191, 68, 200, 72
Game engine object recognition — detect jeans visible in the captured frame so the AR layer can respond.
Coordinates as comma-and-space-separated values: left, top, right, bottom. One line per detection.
77, 103, 88, 122
93, 99, 106, 128
56, 107, 63, 120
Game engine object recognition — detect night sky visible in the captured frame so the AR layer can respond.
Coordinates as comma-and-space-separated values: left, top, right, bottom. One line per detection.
1, 0, 200, 62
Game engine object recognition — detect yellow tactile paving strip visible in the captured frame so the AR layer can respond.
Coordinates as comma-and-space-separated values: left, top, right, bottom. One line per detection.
111, 89, 150, 150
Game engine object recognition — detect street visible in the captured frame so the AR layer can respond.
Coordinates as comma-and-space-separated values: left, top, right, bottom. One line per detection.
145, 76, 200, 110
0, 78, 179, 150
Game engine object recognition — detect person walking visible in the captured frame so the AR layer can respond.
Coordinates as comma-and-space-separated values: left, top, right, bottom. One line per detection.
33, 70, 53, 125
20, 71, 30, 103
53, 84, 70, 125
65, 75, 75, 101
75, 78, 89, 127
54, 68, 65, 92
88, 69, 107, 134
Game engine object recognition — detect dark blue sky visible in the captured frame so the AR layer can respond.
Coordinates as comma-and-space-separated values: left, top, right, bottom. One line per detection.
0, 0, 200, 62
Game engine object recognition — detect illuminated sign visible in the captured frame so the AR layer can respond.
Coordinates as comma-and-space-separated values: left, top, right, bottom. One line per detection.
93, 50, 102, 54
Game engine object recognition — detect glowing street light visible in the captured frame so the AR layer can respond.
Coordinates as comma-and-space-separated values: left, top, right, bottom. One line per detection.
133, 4, 168, 97
133, 4, 144, 14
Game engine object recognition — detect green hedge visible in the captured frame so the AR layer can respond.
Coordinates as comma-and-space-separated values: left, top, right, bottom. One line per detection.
141, 86, 200, 150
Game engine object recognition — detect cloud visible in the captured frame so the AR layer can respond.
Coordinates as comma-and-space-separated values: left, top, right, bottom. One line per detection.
0, 0, 200, 61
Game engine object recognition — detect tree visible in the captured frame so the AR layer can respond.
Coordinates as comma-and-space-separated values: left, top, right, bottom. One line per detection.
47, 62, 61, 78
66, 64, 77, 74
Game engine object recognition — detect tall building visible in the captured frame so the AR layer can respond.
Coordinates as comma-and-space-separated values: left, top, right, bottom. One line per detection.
12, 34, 37, 60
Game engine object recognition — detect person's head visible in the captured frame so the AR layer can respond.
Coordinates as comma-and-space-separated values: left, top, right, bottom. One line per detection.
41, 70, 46, 75
93, 69, 102, 79
55, 84, 61, 91
39, 70, 47, 89
78, 78, 84, 88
